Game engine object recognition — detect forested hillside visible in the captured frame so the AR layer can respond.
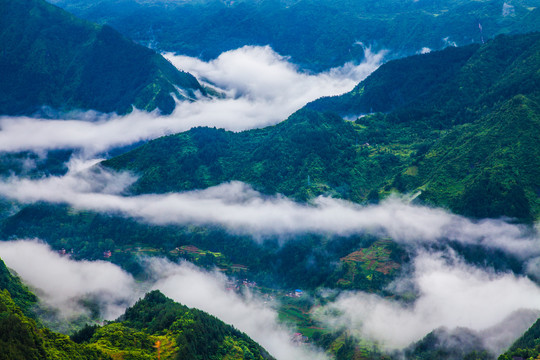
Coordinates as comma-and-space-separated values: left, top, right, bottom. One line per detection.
1, 1, 539, 356
499, 318, 540, 360
0, 257, 273, 360
103, 32, 540, 221
0, 0, 205, 116
0, 258, 37, 316
310, 32, 540, 220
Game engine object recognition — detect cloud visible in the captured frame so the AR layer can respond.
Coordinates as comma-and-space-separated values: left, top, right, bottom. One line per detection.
315, 251, 540, 353
0, 162, 537, 258
147, 258, 327, 360
0, 239, 138, 320
0, 46, 384, 155
2, 239, 538, 357
0, 239, 327, 360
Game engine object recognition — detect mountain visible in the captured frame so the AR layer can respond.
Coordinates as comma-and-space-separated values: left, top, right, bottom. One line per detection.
0, 0, 205, 116
0, 258, 37, 316
309, 32, 540, 221
103, 110, 371, 201
102, 32, 540, 221
0, 257, 273, 360
0, 290, 107, 359
0, 259, 107, 360
102, 290, 274, 360
47, 0, 540, 71
498, 318, 540, 360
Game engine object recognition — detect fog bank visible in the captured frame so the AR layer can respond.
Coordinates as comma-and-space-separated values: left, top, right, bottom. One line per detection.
0, 46, 384, 155
0, 240, 327, 360
315, 251, 540, 353
0, 162, 537, 258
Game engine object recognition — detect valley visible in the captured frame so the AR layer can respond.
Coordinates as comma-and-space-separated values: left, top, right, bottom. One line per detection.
0, 0, 540, 359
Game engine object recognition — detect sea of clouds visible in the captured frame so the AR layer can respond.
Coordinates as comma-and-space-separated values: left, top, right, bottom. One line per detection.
0, 45, 539, 359
0, 46, 384, 155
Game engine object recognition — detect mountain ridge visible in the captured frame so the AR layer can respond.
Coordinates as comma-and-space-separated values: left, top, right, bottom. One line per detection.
102, 32, 540, 221
0, 256, 274, 360
0, 0, 205, 116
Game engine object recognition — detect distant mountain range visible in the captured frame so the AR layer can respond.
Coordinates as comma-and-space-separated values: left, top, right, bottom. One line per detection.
104, 32, 540, 221
47, 0, 540, 71
0, 0, 205, 116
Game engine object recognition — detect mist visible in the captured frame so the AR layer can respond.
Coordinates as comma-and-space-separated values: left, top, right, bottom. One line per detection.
0, 161, 537, 258
146, 257, 328, 360
1, 239, 539, 357
0, 46, 384, 155
0, 239, 327, 360
315, 251, 540, 353
0, 239, 138, 320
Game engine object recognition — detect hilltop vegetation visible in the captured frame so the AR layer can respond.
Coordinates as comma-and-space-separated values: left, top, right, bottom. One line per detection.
0, 0, 204, 116
499, 318, 540, 360
0, 262, 109, 360
310, 32, 540, 220
48, 0, 540, 71
0, 257, 273, 360
103, 32, 540, 221
69, 290, 273, 360
0, 259, 38, 317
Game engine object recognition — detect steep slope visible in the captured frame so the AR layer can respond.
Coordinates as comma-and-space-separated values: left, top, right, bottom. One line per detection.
47, 0, 540, 71
0, 259, 274, 360
0, 258, 37, 316
106, 290, 273, 360
0, 0, 204, 116
103, 33, 540, 221
309, 32, 540, 220
69, 290, 274, 359
309, 32, 540, 127
411, 95, 540, 221
0, 287, 109, 359
499, 318, 540, 360
404, 328, 493, 360
103, 110, 381, 201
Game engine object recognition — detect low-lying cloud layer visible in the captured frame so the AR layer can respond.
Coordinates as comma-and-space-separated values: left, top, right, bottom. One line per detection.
1, 240, 539, 357
0, 46, 384, 155
0, 240, 137, 319
316, 251, 540, 353
0, 240, 326, 360
0, 162, 538, 258
147, 258, 327, 360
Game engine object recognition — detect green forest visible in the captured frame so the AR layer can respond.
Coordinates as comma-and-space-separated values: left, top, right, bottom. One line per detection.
0, 257, 273, 360
0, 0, 204, 115
49, 0, 540, 71
1, 1, 540, 358
103, 32, 540, 222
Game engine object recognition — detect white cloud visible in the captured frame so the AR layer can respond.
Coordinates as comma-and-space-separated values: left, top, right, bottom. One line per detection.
0, 162, 537, 257
0, 159, 538, 356
147, 258, 327, 360
0, 46, 384, 155
0, 240, 138, 320
0, 239, 327, 360
2, 239, 538, 357
315, 252, 540, 352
